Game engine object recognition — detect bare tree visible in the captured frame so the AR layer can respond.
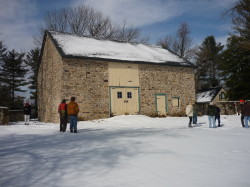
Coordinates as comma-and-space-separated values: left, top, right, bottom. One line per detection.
115, 19, 140, 42
158, 35, 179, 53
158, 22, 194, 60
35, 5, 145, 46
67, 5, 90, 35
44, 8, 68, 32
177, 23, 193, 58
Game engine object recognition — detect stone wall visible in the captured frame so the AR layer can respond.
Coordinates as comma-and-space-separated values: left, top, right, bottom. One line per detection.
9, 110, 23, 122
38, 35, 63, 123
139, 65, 195, 116
61, 58, 110, 121
0, 107, 9, 125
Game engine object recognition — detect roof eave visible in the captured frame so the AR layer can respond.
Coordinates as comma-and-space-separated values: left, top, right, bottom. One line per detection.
61, 54, 196, 68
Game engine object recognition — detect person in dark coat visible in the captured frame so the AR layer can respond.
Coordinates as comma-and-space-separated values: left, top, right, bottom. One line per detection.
58, 99, 68, 132
23, 102, 31, 125
193, 102, 198, 125
215, 104, 221, 127
239, 100, 246, 127
242, 101, 250, 128
207, 102, 216, 128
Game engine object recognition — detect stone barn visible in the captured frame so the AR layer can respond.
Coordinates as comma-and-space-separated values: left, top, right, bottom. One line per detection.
38, 31, 196, 122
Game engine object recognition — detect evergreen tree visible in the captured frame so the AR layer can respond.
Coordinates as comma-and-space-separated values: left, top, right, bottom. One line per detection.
195, 36, 223, 91
0, 41, 6, 61
228, 0, 250, 49
25, 48, 40, 116
220, 35, 250, 100
0, 50, 28, 109
0, 40, 9, 107
220, 0, 250, 100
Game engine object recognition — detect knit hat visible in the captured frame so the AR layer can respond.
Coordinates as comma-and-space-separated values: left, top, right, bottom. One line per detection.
239, 99, 245, 103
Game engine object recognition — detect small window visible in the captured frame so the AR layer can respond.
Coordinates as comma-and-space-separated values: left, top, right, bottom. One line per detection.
220, 92, 225, 100
117, 92, 122, 98
172, 97, 180, 107
127, 92, 132, 98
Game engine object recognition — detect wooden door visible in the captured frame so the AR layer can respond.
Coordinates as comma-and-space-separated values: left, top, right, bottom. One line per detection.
156, 94, 166, 116
110, 87, 139, 115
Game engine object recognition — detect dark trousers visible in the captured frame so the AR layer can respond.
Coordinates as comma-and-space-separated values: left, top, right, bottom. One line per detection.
188, 116, 192, 127
241, 115, 245, 127
193, 114, 197, 124
60, 117, 67, 132
215, 115, 221, 127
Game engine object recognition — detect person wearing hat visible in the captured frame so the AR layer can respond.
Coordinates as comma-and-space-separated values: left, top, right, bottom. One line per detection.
207, 102, 217, 128
239, 100, 246, 127
58, 99, 68, 132
23, 101, 31, 125
242, 100, 250, 128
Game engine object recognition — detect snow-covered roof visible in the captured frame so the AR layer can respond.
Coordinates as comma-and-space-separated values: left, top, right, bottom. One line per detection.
0, 106, 8, 109
196, 87, 223, 103
47, 31, 194, 67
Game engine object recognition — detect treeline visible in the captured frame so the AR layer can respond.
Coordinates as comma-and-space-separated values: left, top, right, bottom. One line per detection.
158, 0, 250, 100
0, 0, 249, 112
0, 43, 40, 111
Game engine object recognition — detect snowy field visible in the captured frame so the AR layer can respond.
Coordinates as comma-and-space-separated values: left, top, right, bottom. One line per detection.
0, 115, 250, 187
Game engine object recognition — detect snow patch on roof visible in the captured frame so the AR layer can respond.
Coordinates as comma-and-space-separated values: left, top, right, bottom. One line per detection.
0, 106, 8, 109
49, 31, 191, 66
196, 90, 216, 103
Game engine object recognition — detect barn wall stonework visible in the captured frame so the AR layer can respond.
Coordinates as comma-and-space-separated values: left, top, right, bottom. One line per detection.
61, 59, 110, 121
139, 64, 195, 116
38, 35, 63, 123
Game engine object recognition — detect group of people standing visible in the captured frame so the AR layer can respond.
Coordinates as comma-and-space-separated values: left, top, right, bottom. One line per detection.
22, 97, 80, 133
186, 100, 250, 128
23, 97, 250, 131
186, 101, 221, 128
58, 97, 79, 133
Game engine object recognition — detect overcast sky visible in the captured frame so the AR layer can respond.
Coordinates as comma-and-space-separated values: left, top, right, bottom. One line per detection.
0, 0, 237, 52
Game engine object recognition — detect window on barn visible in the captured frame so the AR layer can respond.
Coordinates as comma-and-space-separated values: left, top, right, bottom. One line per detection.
127, 92, 132, 98
117, 92, 122, 98
172, 97, 180, 107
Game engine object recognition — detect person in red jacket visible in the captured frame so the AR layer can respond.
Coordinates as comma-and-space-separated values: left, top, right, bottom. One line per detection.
242, 101, 250, 128
239, 100, 246, 127
58, 99, 67, 132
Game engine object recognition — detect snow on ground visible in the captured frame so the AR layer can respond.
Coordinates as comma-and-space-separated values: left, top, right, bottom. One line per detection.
0, 115, 250, 187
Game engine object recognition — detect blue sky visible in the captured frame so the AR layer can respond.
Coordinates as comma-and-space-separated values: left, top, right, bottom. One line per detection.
0, 0, 237, 52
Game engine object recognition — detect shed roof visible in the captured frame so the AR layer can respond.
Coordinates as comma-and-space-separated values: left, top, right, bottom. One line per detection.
196, 87, 224, 103
46, 31, 195, 68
